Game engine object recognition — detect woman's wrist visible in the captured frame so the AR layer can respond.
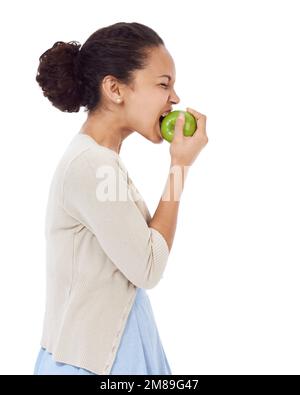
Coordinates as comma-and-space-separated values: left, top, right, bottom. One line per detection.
169, 161, 190, 180
164, 162, 190, 201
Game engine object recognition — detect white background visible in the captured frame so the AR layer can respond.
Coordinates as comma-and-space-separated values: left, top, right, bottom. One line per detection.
0, 0, 299, 375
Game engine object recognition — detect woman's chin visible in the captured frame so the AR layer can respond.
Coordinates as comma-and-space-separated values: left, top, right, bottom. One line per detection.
144, 124, 164, 143
157, 135, 164, 143
154, 133, 163, 143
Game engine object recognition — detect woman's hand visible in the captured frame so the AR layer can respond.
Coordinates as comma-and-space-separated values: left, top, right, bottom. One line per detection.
169, 107, 208, 167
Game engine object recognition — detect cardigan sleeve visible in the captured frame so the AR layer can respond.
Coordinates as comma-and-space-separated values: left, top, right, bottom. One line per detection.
62, 148, 170, 289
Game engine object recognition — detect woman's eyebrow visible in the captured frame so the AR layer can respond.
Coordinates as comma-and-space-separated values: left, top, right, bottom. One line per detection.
158, 74, 172, 81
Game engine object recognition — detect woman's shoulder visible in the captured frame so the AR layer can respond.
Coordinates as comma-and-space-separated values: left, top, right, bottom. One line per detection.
63, 133, 122, 173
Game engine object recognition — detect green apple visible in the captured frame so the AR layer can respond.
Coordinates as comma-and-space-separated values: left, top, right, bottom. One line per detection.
160, 110, 197, 143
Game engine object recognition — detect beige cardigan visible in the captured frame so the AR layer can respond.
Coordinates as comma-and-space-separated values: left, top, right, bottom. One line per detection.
40, 132, 170, 375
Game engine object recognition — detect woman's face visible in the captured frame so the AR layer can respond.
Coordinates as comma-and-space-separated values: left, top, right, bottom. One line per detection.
123, 45, 180, 143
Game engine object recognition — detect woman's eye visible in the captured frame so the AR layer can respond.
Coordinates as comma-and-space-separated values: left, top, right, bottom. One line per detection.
160, 83, 169, 89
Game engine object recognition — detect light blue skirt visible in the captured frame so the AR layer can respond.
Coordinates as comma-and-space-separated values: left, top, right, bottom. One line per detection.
34, 287, 172, 375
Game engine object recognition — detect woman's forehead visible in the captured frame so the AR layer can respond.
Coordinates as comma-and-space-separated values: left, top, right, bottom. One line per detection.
142, 52, 176, 81
150, 47, 175, 72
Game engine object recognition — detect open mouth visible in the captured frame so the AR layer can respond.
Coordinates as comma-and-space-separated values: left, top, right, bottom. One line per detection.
159, 110, 171, 127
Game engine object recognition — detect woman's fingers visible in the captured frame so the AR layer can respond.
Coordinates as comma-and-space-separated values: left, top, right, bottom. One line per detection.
186, 107, 206, 120
186, 107, 207, 139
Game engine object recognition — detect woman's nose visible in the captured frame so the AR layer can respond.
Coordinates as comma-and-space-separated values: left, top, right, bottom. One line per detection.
170, 89, 180, 104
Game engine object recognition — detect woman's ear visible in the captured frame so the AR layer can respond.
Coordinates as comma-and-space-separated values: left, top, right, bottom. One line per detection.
102, 75, 123, 104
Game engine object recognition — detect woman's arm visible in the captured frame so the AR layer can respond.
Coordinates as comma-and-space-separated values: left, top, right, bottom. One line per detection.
63, 150, 170, 290
148, 107, 208, 252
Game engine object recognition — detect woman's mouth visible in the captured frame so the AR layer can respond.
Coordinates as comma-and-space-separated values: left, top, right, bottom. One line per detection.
159, 109, 172, 126
157, 109, 172, 136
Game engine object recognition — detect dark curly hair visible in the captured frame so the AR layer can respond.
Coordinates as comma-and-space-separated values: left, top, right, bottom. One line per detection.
35, 22, 164, 113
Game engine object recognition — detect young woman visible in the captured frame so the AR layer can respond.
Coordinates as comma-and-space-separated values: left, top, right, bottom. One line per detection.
33, 21, 208, 375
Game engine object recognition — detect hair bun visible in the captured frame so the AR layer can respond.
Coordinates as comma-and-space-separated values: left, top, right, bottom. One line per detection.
38, 40, 81, 63
36, 40, 83, 113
